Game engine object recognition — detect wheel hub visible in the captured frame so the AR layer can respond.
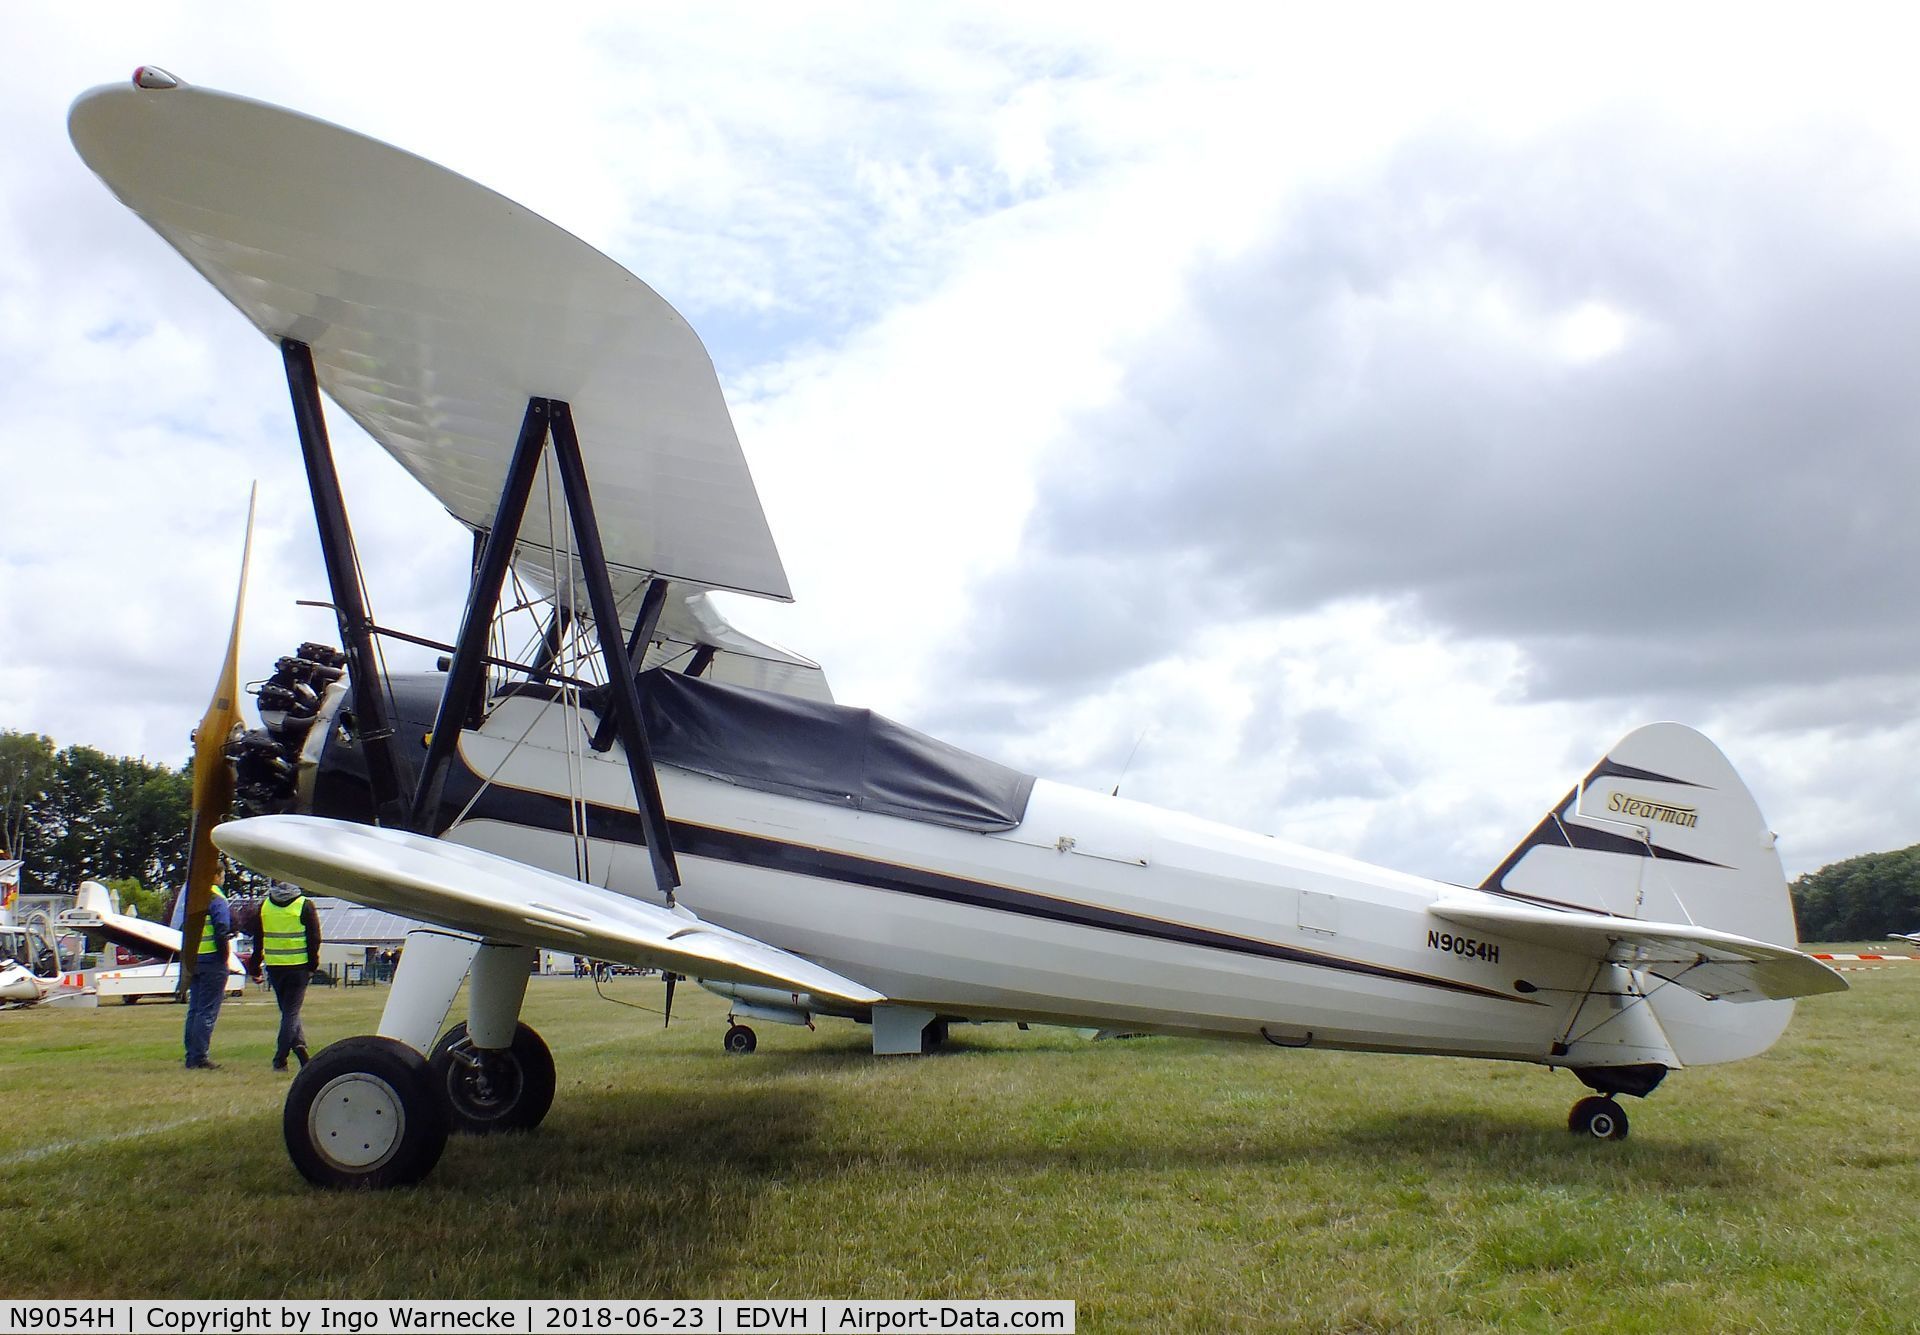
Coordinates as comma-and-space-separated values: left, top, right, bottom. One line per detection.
446, 1046, 524, 1120
307, 1072, 407, 1170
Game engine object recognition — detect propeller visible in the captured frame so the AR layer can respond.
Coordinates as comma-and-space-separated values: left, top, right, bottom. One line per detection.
176, 484, 257, 979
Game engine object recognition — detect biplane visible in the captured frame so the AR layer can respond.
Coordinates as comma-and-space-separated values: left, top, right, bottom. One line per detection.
70, 68, 1847, 1189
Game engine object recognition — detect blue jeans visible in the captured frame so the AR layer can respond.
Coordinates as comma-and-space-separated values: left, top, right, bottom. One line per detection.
183, 964, 226, 1066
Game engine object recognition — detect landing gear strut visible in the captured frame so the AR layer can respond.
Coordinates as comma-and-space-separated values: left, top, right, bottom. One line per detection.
1568, 1095, 1629, 1141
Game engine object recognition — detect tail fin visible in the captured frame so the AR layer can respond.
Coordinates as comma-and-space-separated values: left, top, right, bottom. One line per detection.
73, 881, 116, 917
1482, 723, 1797, 1065
1482, 722, 1794, 943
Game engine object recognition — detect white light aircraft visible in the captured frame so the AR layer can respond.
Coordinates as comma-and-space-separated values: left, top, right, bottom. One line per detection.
70, 70, 1848, 1189
57, 882, 247, 1004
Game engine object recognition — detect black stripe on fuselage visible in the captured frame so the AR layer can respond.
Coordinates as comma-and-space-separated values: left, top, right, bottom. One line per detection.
439, 762, 1532, 1007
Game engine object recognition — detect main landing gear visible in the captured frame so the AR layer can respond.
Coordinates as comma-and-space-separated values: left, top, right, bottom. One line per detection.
284, 1021, 557, 1187
723, 1023, 757, 1054
285, 937, 557, 1188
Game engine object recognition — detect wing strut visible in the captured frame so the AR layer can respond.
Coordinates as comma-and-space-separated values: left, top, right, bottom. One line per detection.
591, 576, 669, 754
550, 402, 681, 902
529, 606, 573, 684
410, 398, 554, 834
399, 395, 682, 905
282, 339, 410, 827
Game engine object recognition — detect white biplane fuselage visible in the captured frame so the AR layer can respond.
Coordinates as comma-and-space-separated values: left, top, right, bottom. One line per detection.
428, 697, 1539, 1058
284, 674, 1810, 1085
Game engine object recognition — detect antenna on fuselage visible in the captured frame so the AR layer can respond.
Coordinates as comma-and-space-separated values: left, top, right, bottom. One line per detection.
1111, 728, 1150, 798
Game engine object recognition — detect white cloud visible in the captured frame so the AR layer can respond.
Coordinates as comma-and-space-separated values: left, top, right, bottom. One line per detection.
3, 3, 1917, 884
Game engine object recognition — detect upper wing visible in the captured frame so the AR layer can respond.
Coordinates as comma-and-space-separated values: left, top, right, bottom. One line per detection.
211, 814, 884, 1005
1431, 895, 1848, 1003
69, 78, 795, 661
58, 880, 183, 962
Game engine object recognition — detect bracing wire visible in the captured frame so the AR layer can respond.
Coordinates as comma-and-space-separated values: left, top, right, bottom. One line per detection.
542, 453, 592, 884
344, 521, 404, 741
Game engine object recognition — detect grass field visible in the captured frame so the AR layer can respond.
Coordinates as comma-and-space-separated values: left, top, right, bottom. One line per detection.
2, 952, 1916, 1332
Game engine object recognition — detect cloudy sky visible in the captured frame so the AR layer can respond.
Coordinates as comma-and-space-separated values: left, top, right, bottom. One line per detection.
3, 4, 1916, 884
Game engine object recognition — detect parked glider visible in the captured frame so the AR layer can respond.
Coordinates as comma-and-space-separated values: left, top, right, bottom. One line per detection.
71, 69, 1846, 1189
0, 912, 73, 1006
0, 883, 88, 1008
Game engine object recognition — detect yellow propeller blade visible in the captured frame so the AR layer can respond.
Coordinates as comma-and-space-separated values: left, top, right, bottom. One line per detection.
178, 484, 256, 970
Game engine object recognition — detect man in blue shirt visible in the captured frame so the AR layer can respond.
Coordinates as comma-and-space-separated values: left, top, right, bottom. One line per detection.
171, 886, 232, 1070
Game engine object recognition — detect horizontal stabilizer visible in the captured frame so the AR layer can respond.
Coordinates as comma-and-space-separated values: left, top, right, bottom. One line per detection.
212, 815, 885, 1005
1430, 896, 1848, 1003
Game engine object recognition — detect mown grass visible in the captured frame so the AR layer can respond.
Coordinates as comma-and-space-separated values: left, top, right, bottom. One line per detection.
1, 951, 1915, 1332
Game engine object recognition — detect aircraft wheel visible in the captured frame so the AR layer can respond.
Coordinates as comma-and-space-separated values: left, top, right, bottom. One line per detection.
429, 1021, 556, 1135
121, 996, 137, 1006
284, 1035, 447, 1189
1568, 1095, 1629, 1141
724, 1023, 757, 1055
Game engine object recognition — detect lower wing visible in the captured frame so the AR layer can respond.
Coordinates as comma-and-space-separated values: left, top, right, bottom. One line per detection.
212, 815, 885, 1005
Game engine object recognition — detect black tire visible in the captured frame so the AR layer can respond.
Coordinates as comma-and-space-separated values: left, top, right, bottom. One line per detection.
429, 1021, 556, 1135
724, 1023, 757, 1055
1568, 1095, 1629, 1141
284, 1035, 448, 1189
121, 996, 137, 1006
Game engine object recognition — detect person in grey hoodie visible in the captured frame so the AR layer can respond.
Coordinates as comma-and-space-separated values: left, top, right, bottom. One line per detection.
247, 882, 322, 1070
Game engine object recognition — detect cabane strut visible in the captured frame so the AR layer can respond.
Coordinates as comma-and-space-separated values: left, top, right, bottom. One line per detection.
277, 358, 682, 904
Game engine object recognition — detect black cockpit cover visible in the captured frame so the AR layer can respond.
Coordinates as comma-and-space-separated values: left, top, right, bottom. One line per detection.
635, 669, 1035, 833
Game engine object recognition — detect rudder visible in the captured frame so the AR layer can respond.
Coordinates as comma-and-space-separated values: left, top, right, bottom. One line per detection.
1482, 723, 1796, 1065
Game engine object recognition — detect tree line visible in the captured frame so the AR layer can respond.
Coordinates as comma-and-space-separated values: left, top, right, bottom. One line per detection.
1790, 843, 1920, 943
1, 730, 192, 898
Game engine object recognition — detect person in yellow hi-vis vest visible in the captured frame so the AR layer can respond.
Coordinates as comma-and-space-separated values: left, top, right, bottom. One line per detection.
246, 882, 322, 1070
171, 884, 232, 1069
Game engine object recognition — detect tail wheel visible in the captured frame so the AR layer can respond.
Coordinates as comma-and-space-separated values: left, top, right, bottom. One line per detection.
1568, 1095, 1629, 1141
285, 1035, 448, 1189
429, 1021, 556, 1135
